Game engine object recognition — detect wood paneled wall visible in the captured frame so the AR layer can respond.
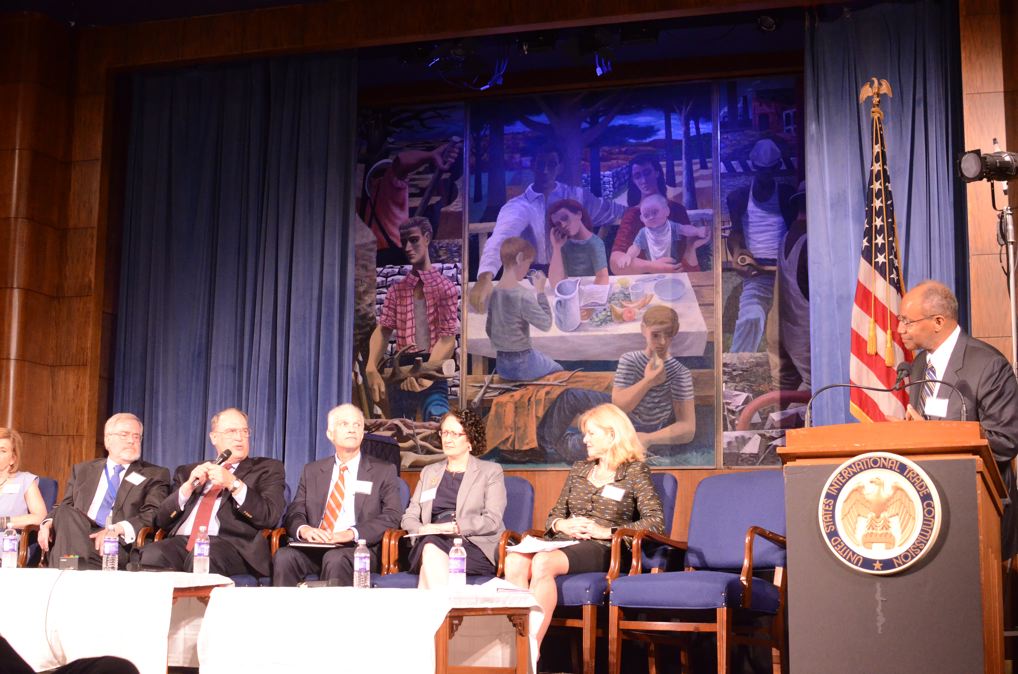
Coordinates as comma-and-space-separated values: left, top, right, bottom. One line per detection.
959, 0, 1018, 362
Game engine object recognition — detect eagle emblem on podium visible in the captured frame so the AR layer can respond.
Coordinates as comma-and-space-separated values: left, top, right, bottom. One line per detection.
818, 452, 942, 575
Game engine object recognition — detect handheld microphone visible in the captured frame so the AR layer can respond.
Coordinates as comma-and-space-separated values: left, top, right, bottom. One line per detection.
190, 449, 233, 489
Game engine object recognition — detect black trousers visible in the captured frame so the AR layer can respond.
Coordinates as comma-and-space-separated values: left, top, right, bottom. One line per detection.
47, 507, 133, 570
272, 543, 379, 586
139, 534, 250, 576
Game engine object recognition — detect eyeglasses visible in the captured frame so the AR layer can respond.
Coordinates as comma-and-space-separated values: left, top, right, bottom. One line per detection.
216, 427, 250, 438
440, 430, 467, 439
108, 432, 141, 442
897, 315, 937, 329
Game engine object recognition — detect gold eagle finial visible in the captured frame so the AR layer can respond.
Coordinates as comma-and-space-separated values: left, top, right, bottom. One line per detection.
859, 77, 893, 118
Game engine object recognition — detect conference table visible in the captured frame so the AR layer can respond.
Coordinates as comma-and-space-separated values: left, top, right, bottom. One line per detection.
198, 580, 542, 673
0, 568, 233, 673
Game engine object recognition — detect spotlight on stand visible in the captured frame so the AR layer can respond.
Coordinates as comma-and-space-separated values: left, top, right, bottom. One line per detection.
958, 146, 1018, 182
426, 41, 508, 92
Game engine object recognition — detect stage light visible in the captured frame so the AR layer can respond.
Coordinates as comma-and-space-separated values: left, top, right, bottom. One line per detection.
958, 147, 1018, 182
594, 49, 613, 77
757, 15, 778, 32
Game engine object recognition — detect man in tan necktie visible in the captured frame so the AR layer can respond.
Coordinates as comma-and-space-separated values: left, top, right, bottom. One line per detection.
272, 404, 404, 586
140, 408, 286, 577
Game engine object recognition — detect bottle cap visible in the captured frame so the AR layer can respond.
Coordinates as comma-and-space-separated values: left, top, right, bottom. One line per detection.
357, 539, 366, 545
454, 537, 463, 545
199, 525, 207, 533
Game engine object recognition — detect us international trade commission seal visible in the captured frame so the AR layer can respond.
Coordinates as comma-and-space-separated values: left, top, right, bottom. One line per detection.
818, 452, 941, 575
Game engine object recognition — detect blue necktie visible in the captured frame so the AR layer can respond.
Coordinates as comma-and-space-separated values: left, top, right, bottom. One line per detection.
95, 465, 125, 527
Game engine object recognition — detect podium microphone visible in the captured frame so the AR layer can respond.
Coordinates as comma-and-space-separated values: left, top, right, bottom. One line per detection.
804, 362, 916, 428
190, 449, 233, 489
893, 362, 911, 390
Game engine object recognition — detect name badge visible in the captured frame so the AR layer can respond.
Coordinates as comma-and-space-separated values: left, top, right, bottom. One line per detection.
124, 472, 146, 486
421, 487, 438, 503
2, 482, 19, 494
925, 397, 949, 419
352, 479, 373, 495
600, 484, 625, 501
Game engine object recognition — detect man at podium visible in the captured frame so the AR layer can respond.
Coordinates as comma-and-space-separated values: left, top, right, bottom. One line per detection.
899, 280, 1018, 556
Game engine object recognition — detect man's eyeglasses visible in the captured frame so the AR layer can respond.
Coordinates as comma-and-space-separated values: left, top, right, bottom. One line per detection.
440, 430, 467, 439
108, 432, 141, 442
897, 315, 938, 329
217, 428, 250, 438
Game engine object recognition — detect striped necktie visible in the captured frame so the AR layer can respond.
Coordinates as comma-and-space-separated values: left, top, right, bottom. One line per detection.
320, 465, 348, 532
918, 361, 937, 415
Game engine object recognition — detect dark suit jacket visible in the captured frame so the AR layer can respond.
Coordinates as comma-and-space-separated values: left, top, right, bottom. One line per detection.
909, 331, 1018, 555
50, 458, 171, 535
284, 452, 403, 547
155, 456, 286, 577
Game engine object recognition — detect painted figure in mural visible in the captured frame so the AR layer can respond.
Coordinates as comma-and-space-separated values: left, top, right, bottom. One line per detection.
361, 142, 461, 266
610, 153, 709, 275
273, 404, 403, 586
401, 408, 506, 588
617, 194, 709, 272
546, 199, 609, 290
485, 237, 563, 382
536, 305, 696, 461
505, 403, 664, 653
725, 138, 797, 353
469, 144, 625, 312
767, 181, 810, 391
365, 216, 459, 421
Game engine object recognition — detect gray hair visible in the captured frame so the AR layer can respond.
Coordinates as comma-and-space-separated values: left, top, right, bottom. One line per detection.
327, 403, 364, 428
104, 412, 143, 436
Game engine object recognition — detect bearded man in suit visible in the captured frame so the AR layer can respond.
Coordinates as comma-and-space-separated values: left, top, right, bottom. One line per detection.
900, 280, 1018, 556
39, 413, 171, 569
272, 403, 403, 586
140, 407, 286, 577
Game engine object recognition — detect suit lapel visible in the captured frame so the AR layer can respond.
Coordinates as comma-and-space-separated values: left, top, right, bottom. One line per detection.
78, 460, 105, 510
421, 463, 444, 524
353, 455, 372, 521
942, 333, 968, 420
311, 458, 332, 525
112, 462, 141, 513
456, 456, 479, 519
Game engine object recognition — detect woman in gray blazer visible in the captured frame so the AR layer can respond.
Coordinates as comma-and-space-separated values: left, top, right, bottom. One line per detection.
402, 408, 507, 588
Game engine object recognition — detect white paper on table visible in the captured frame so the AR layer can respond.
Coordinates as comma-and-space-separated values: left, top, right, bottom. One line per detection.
505, 535, 579, 554
580, 283, 610, 306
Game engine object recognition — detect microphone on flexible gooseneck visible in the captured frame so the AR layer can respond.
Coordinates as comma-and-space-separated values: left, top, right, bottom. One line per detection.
803, 362, 917, 428
893, 362, 912, 390
190, 449, 233, 490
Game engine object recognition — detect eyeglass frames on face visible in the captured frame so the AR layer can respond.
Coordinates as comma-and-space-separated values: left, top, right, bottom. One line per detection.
217, 428, 250, 438
440, 430, 466, 439
896, 315, 937, 329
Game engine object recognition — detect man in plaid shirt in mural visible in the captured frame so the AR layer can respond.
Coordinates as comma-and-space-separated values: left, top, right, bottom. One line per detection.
365, 216, 459, 421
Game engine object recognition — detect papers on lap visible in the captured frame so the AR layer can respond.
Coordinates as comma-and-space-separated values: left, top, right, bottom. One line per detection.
505, 535, 579, 554
289, 541, 341, 549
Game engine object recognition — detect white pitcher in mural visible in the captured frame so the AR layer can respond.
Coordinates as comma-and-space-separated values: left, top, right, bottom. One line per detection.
553, 278, 581, 332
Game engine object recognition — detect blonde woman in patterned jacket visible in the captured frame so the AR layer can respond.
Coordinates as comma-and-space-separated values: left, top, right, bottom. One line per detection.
504, 402, 664, 649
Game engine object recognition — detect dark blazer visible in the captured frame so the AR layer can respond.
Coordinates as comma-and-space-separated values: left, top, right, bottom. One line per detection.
402, 455, 507, 564
909, 330, 1018, 555
155, 456, 286, 577
284, 452, 403, 547
50, 458, 171, 534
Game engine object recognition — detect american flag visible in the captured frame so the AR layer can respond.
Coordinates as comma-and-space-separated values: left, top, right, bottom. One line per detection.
849, 95, 911, 422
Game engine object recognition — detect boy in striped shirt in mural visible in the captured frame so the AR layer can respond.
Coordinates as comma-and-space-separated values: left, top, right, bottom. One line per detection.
536, 305, 696, 461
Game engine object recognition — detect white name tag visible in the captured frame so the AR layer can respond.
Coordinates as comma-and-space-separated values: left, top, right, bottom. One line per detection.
124, 472, 146, 486
925, 397, 949, 419
600, 484, 625, 501
2, 483, 20, 494
352, 479, 373, 495
421, 487, 438, 503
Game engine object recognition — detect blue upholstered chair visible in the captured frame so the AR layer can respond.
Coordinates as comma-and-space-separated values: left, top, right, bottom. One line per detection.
374, 474, 534, 588
17, 476, 58, 567
548, 472, 679, 674
607, 470, 787, 674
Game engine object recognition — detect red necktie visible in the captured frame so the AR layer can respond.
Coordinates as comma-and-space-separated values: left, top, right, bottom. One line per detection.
320, 465, 347, 531
186, 485, 223, 551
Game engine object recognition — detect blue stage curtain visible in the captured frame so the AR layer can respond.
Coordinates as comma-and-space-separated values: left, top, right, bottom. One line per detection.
804, 1, 963, 425
113, 54, 358, 489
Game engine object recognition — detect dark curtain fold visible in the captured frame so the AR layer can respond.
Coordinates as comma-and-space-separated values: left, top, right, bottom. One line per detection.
114, 54, 357, 490
805, 1, 963, 425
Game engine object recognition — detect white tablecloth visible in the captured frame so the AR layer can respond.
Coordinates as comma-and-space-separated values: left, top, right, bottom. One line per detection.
198, 579, 541, 673
0, 568, 232, 673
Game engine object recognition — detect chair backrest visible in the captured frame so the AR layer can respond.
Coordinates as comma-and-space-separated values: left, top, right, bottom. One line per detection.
685, 470, 785, 570
277, 482, 292, 528
37, 477, 58, 510
651, 473, 678, 533
398, 478, 411, 510
502, 475, 534, 533
362, 433, 401, 476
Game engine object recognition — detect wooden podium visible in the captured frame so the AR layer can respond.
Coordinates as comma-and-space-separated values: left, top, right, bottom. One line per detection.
779, 421, 1005, 673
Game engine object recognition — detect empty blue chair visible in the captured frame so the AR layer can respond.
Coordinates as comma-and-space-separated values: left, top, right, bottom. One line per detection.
607, 470, 786, 674
375, 475, 534, 588
548, 472, 679, 674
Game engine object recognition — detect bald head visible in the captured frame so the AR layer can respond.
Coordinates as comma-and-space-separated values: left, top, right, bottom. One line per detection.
898, 280, 959, 352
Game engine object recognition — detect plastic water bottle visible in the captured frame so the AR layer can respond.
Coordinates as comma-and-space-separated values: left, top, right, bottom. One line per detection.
448, 537, 467, 588
101, 523, 119, 571
353, 538, 371, 588
1, 518, 18, 568
193, 525, 210, 574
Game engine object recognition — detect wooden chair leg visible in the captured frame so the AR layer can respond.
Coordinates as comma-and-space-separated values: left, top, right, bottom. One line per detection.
717, 607, 731, 674
647, 641, 658, 674
608, 605, 622, 674
679, 643, 691, 673
581, 604, 597, 674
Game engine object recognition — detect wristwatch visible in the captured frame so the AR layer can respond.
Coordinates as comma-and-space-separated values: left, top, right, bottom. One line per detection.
230, 479, 244, 495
